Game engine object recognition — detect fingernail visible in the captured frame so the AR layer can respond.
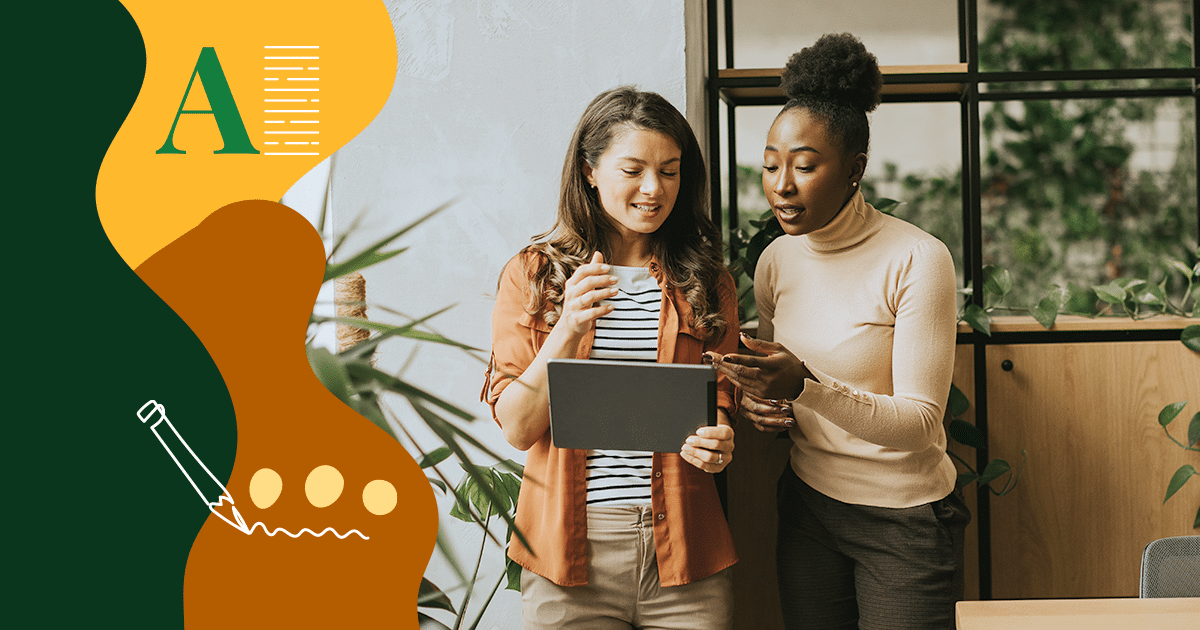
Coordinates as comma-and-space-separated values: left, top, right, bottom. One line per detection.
785, 420, 795, 427
685, 436, 696, 445
701, 354, 713, 364
600, 264, 611, 272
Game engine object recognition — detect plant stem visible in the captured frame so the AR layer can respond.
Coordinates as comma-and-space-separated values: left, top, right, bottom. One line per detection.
465, 569, 507, 630
453, 508, 492, 630
1162, 427, 1200, 452
946, 450, 978, 474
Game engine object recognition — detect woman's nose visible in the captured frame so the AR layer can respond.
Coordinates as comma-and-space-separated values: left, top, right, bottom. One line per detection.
770, 169, 795, 196
640, 173, 662, 195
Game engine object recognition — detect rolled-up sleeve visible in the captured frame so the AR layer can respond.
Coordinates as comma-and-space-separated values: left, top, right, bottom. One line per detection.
484, 254, 546, 425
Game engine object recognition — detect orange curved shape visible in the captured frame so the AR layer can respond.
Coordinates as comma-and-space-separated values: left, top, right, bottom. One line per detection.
101, 0, 396, 268
136, 201, 436, 629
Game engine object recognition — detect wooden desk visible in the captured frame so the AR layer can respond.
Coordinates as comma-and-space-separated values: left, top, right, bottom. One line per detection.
957, 598, 1200, 629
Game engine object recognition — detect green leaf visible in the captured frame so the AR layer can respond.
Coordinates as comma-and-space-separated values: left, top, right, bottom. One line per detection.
1182, 325, 1200, 352
347, 362, 474, 421
947, 383, 970, 418
872, 198, 902, 214
1129, 281, 1167, 308
336, 304, 467, 358
306, 346, 355, 404
982, 265, 1013, 298
977, 458, 1012, 488
418, 447, 452, 469
418, 613, 453, 630
1159, 401, 1188, 428
1031, 296, 1060, 329
1163, 464, 1196, 502
418, 577, 456, 613
415, 403, 527, 550
1169, 260, 1193, 279
1194, 505, 1199, 529
505, 557, 523, 592
1093, 281, 1126, 305
428, 477, 448, 493
957, 472, 980, 488
324, 248, 407, 283
743, 218, 784, 277
1063, 282, 1099, 315
962, 303, 991, 336
948, 418, 986, 449
1188, 412, 1200, 448
497, 471, 522, 508
324, 198, 456, 282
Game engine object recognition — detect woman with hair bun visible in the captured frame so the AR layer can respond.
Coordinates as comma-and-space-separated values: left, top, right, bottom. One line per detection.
708, 34, 969, 629
486, 86, 738, 629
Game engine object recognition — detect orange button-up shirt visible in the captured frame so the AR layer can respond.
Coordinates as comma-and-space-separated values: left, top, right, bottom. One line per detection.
484, 252, 739, 587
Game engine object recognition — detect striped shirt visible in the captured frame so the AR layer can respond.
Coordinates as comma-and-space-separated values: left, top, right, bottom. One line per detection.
585, 265, 661, 506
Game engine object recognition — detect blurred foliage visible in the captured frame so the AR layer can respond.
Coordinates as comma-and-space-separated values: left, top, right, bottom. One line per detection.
975, 0, 1197, 308
728, 0, 1198, 327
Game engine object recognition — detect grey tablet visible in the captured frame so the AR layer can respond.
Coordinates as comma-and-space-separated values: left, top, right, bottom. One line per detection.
546, 358, 717, 452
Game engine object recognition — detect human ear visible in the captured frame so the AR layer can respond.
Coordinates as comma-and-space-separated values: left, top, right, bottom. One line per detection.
849, 152, 867, 187
583, 162, 596, 188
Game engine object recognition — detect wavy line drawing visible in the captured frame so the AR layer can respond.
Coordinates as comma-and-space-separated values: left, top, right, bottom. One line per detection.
137, 399, 368, 540
246, 522, 369, 540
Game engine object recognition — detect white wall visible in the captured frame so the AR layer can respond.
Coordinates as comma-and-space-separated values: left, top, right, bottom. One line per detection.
725, 0, 962, 176
325, 2, 702, 627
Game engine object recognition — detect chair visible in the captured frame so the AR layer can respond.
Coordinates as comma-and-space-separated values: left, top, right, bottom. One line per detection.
1139, 535, 1200, 598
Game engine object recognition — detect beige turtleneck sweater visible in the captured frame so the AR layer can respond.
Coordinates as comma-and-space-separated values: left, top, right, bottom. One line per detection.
755, 192, 958, 508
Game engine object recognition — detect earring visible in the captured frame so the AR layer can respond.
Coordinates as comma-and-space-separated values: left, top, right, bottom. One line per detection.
852, 181, 859, 188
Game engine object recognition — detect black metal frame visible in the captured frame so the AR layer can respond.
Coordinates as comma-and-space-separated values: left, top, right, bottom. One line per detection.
705, 0, 1200, 601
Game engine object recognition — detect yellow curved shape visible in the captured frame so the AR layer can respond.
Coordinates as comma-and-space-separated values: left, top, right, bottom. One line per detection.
100, 0, 396, 268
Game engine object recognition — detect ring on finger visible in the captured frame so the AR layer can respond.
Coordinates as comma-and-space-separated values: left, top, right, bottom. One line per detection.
717, 453, 723, 465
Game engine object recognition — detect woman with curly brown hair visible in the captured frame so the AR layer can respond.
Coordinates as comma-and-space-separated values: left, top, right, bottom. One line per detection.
709, 34, 970, 629
485, 86, 739, 630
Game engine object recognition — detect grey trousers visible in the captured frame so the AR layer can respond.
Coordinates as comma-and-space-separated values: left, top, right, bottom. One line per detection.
776, 467, 970, 630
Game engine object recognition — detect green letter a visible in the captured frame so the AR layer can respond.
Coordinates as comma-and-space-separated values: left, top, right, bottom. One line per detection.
156, 47, 259, 154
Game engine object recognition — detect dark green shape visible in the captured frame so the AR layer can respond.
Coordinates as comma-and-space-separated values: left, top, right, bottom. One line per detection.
157, 47, 259, 155
13, 2, 237, 628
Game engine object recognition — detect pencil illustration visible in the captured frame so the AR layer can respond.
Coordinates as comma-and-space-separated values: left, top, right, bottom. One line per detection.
137, 400, 250, 535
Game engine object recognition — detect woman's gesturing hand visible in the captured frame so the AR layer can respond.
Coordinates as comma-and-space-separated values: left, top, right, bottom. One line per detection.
559, 251, 618, 336
705, 333, 814, 400
680, 424, 734, 473
738, 392, 795, 433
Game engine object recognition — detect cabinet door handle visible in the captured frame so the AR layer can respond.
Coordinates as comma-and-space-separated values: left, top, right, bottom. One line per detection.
1001, 359, 1014, 371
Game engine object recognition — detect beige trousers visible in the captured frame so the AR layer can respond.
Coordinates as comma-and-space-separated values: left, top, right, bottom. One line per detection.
520, 505, 733, 630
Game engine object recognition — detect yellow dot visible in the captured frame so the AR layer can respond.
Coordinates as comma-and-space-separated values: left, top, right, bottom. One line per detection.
248, 468, 283, 509
362, 480, 397, 515
305, 465, 344, 508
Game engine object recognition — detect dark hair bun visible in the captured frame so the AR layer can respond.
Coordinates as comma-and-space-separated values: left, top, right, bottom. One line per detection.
780, 33, 882, 113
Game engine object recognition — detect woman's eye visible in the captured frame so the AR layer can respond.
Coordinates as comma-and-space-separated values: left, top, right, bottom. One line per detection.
622, 169, 640, 176
763, 166, 778, 173
661, 171, 678, 178
797, 166, 814, 173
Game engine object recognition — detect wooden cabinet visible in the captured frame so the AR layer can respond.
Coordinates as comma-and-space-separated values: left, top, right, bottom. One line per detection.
983, 340, 1200, 598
